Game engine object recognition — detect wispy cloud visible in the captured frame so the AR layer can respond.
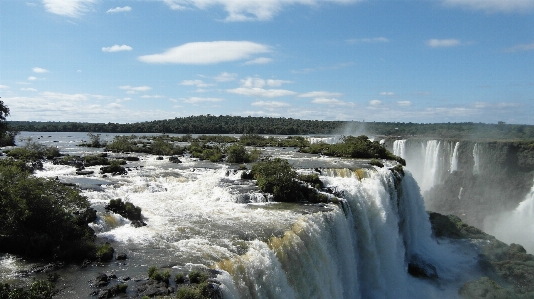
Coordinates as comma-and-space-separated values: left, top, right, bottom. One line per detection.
441, 0, 534, 13
119, 85, 151, 92
251, 101, 290, 108
33, 67, 49, 73
0, 85, 9, 89
426, 39, 462, 48
369, 100, 382, 106
141, 95, 165, 99
21, 88, 38, 92
346, 37, 389, 44
228, 88, 297, 98
161, 0, 362, 22
503, 42, 534, 53
180, 80, 213, 87
215, 72, 237, 82
397, 101, 412, 106
42, 0, 96, 17
28, 76, 38, 81
240, 77, 291, 88
379, 91, 395, 96
181, 97, 224, 104
107, 6, 132, 13
102, 45, 133, 52
312, 98, 353, 106
244, 57, 273, 65
299, 91, 344, 98
138, 41, 270, 64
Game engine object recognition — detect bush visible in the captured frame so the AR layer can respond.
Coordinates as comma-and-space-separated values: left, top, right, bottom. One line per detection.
370, 158, 384, 168
0, 159, 96, 261
105, 198, 142, 221
175, 273, 186, 284
251, 158, 300, 202
100, 160, 127, 175
96, 243, 114, 262
0, 279, 58, 299
188, 270, 208, 284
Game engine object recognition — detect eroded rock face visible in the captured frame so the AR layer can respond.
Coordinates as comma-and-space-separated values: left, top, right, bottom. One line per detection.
407, 255, 438, 279
429, 212, 534, 298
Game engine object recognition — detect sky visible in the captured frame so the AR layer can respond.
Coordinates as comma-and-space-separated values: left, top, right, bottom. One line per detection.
0, 0, 533, 124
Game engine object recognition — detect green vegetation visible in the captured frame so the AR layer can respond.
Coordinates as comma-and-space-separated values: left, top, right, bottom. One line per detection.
0, 279, 58, 299
100, 160, 127, 175
300, 135, 405, 165
175, 273, 186, 284
429, 212, 534, 298
4, 138, 61, 161
226, 144, 259, 163
370, 158, 384, 168
0, 100, 16, 146
78, 133, 106, 148
96, 243, 114, 262
251, 158, 301, 202
0, 159, 96, 261
105, 198, 142, 221
188, 270, 208, 284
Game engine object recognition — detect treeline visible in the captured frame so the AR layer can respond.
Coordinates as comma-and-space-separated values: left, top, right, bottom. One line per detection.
8, 116, 534, 140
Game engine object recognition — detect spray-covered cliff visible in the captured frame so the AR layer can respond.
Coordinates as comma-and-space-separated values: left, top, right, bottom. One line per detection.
386, 139, 534, 251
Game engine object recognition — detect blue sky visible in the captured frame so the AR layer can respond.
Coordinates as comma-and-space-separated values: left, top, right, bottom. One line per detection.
1, 0, 533, 124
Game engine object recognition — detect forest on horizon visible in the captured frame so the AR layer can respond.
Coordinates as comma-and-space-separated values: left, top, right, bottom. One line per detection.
8, 115, 534, 140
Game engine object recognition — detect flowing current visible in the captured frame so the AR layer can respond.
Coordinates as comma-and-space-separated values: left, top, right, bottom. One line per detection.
1, 133, 479, 298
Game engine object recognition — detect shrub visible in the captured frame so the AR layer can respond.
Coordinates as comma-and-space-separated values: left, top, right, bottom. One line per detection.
177, 286, 203, 299
96, 243, 114, 262
298, 173, 324, 189
100, 160, 127, 175
105, 198, 142, 221
0, 159, 96, 261
0, 279, 58, 299
188, 270, 208, 284
175, 273, 186, 284
370, 159, 384, 168
251, 158, 301, 202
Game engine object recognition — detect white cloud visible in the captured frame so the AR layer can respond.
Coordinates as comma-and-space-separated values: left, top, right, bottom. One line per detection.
41, 91, 88, 101
28, 76, 38, 81
102, 45, 133, 52
162, 0, 362, 22
119, 85, 152, 92
312, 98, 353, 106
215, 72, 238, 82
42, 0, 96, 17
503, 42, 534, 52
299, 91, 344, 98
21, 88, 38, 92
346, 37, 389, 44
107, 6, 132, 13
379, 91, 395, 96
33, 67, 49, 73
251, 101, 290, 108
180, 80, 213, 87
181, 97, 224, 103
369, 100, 382, 106
397, 101, 412, 106
442, 0, 534, 13
141, 95, 165, 98
138, 41, 270, 64
0, 85, 9, 89
227, 87, 297, 98
240, 77, 290, 88
426, 39, 461, 48
244, 57, 273, 65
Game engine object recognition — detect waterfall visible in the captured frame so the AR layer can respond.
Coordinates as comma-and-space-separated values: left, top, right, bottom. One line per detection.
393, 140, 407, 159
473, 143, 480, 175
218, 168, 476, 299
420, 140, 441, 192
450, 142, 460, 172
484, 180, 534, 254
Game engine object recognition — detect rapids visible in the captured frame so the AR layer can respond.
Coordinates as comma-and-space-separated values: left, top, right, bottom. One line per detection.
1, 133, 481, 298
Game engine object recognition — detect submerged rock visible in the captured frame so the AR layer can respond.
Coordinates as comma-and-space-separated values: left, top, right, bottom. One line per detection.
407, 256, 438, 279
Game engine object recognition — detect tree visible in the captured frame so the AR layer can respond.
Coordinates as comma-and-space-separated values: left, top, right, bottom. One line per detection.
0, 100, 16, 146
251, 158, 300, 202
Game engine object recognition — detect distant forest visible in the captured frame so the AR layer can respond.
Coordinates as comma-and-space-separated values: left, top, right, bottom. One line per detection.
8, 115, 534, 140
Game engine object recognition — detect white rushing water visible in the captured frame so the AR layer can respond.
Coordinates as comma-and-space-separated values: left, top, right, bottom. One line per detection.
450, 142, 460, 172
393, 140, 406, 159
484, 180, 534, 254
2, 133, 480, 298
472, 143, 480, 175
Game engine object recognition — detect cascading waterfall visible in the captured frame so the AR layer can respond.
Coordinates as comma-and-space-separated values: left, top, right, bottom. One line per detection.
217, 168, 476, 299
450, 142, 460, 172
420, 140, 442, 192
484, 180, 534, 254
393, 140, 407, 159
473, 143, 480, 175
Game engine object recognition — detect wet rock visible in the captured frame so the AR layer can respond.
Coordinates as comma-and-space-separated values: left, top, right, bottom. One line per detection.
156, 156, 164, 160
92, 273, 110, 287
76, 170, 94, 175
74, 208, 97, 225
136, 280, 172, 297
81, 259, 92, 268
116, 252, 128, 260
408, 255, 438, 279
131, 220, 147, 228
169, 156, 182, 163
96, 284, 127, 299
31, 262, 63, 273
